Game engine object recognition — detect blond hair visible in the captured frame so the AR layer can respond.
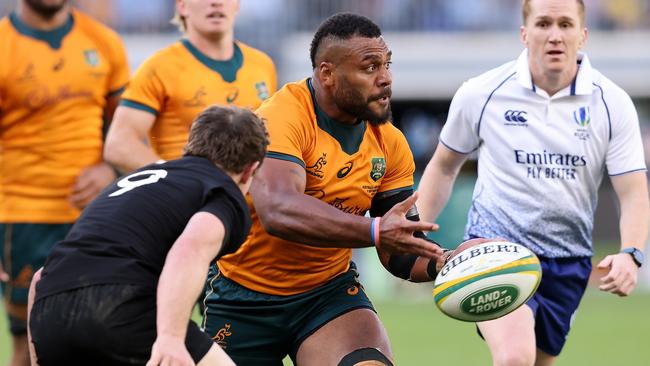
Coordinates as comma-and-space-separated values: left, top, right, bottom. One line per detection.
171, 10, 187, 33
522, 0, 585, 25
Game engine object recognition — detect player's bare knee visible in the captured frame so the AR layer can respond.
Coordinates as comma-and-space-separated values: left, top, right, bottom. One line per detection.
492, 349, 535, 366
338, 348, 394, 366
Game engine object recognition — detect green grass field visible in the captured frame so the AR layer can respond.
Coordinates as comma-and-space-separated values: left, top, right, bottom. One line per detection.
3, 289, 649, 365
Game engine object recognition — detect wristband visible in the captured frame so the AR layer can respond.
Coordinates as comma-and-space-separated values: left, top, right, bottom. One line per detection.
370, 217, 382, 249
426, 249, 452, 279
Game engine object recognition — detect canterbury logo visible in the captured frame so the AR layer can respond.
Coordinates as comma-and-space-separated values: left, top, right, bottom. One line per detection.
504, 110, 528, 123
337, 162, 353, 178
212, 323, 232, 349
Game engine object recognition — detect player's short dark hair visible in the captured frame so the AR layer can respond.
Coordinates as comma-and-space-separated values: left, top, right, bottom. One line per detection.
184, 105, 269, 174
309, 12, 382, 69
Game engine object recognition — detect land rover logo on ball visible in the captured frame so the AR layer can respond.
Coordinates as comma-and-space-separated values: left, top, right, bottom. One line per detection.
460, 285, 519, 316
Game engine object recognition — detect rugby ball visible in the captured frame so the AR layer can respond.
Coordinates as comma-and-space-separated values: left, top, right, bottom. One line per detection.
433, 241, 542, 322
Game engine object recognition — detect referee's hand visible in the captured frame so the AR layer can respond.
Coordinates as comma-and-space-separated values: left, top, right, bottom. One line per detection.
147, 335, 195, 366
597, 253, 639, 296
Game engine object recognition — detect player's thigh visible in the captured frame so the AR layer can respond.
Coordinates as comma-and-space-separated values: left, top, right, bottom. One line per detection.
477, 304, 536, 365
0, 224, 71, 333
196, 343, 235, 366
203, 268, 291, 365
535, 349, 557, 366
296, 308, 392, 366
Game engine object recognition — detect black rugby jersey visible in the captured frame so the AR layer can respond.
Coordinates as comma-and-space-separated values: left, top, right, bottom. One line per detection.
36, 156, 250, 300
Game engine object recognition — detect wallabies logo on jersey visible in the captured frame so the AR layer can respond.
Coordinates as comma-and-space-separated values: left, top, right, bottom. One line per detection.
369, 157, 386, 182
83, 49, 99, 67
255, 81, 270, 100
306, 153, 327, 179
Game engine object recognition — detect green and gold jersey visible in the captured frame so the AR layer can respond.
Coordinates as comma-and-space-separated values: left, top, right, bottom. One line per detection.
120, 39, 277, 160
218, 78, 415, 295
0, 10, 129, 223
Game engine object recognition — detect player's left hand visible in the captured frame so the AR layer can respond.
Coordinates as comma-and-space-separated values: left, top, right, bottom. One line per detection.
597, 253, 639, 296
147, 335, 195, 366
69, 162, 117, 209
0, 261, 9, 282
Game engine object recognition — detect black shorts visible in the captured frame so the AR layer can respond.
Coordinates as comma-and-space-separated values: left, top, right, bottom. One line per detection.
30, 284, 213, 366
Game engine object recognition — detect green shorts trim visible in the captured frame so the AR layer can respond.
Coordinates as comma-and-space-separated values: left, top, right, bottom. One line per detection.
202, 262, 374, 365
1, 223, 72, 334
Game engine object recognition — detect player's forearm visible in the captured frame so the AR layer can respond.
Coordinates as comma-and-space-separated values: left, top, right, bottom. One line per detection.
618, 189, 649, 251
257, 191, 373, 248
156, 246, 210, 338
416, 161, 459, 223
613, 172, 649, 251
104, 138, 161, 174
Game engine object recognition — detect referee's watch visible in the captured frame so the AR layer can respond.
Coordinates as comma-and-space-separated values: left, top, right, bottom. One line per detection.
620, 247, 644, 268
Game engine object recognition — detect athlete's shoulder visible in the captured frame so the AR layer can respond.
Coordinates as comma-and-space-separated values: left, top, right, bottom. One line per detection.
460, 59, 518, 97
0, 15, 18, 45
256, 79, 314, 129
259, 79, 310, 109
72, 9, 122, 45
147, 41, 190, 63
237, 41, 274, 67
589, 66, 633, 104
0, 16, 11, 48
587, 67, 638, 125
129, 41, 189, 81
0, 15, 10, 32
373, 122, 409, 152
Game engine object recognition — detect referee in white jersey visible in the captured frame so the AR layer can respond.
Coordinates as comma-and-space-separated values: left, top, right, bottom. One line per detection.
417, 0, 649, 365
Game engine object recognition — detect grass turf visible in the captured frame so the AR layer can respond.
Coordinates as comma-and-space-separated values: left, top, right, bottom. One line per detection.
5, 290, 646, 365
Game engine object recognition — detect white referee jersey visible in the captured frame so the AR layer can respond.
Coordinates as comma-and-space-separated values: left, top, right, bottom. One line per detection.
440, 50, 646, 258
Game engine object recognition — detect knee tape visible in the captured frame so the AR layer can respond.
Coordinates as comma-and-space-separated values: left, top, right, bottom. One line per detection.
338, 347, 394, 366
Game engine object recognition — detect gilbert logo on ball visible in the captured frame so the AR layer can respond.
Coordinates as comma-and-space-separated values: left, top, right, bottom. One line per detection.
433, 242, 542, 322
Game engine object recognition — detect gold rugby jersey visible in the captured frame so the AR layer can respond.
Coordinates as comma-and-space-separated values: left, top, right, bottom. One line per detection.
120, 39, 277, 160
218, 78, 415, 295
0, 10, 129, 223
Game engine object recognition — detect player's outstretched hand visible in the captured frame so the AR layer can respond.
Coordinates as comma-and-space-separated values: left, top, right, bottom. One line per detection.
0, 261, 9, 282
434, 237, 505, 273
69, 162, 117, 209
147, 335, 195, 366
597, 253, 639, 296
377, 192, 442, 259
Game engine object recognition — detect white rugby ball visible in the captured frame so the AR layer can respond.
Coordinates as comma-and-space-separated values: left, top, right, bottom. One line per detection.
433, 241, 542, 322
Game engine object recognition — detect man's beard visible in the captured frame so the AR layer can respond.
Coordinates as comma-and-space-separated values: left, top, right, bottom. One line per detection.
334, 80, 392, 126
25, 0, 67, 19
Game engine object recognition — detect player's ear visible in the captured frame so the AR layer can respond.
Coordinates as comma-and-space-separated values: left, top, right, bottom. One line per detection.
176, 0, 188, 17
240, 161, 261, 187
579, 27, 588, 49
234, 0, 241, 15
520, 25, 528, 45
317, 62, 336, 87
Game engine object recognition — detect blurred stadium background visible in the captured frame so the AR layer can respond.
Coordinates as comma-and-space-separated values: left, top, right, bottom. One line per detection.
2, 0, 650, 364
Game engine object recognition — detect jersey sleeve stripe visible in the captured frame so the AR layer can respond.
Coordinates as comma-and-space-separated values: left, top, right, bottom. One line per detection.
439, 137, 476, 155
608, 167, 647, 177
119, 99, 159, 116
107, 84, 127, 97
266, 151, 305, 168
